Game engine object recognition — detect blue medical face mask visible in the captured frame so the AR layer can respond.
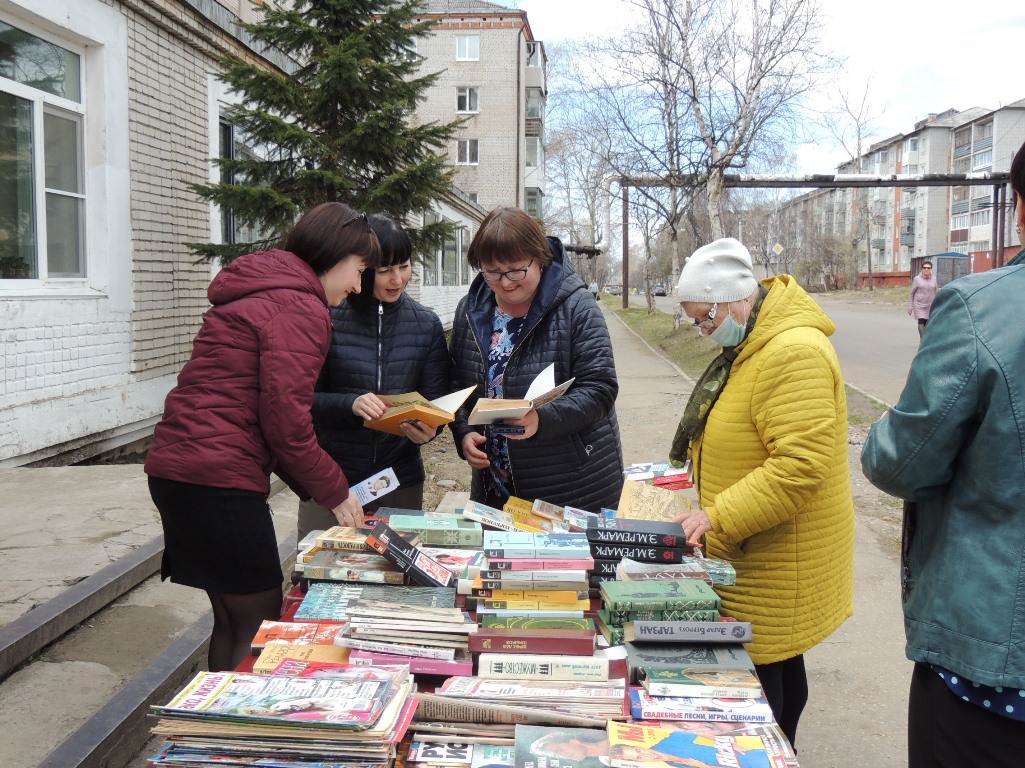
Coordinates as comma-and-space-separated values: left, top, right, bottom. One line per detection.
708, 306, 749, 346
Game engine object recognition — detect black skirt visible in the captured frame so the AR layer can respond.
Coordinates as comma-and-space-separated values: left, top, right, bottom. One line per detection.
148, 475, 284, 594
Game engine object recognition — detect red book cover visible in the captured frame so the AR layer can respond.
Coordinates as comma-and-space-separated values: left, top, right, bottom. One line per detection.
468, 627, 597, 655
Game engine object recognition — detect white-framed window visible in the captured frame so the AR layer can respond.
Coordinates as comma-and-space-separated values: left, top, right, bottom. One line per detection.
970, 210, 991, 228
969, 240, 990, 253
217, 117, 275, 247
975, 121, 993, 140
525, 187, 542, 217
422, 211, 440, 286
973, 149, 992, 169
525, 137, 543, 168
951, 213, 969, 230
442, 227, 459, 286
456, 35, 479, 61
0, 19, 85, 280
457, 139, 479, 165
526, 41, 543, 68
456, 86, 479, 113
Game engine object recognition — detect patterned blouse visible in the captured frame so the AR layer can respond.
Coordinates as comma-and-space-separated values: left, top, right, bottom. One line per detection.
484, 308, 525, 502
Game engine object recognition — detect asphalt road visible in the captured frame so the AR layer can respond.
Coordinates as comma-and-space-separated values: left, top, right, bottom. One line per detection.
627, 291, 920, 406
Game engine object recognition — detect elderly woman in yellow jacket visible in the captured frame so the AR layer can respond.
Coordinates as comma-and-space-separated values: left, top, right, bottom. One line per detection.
671, 238, 855, 749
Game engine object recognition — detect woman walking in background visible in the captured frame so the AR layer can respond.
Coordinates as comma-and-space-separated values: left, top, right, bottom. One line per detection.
145, 202, 380, 671
908, 260, 937, 339
297, 214, 449, 540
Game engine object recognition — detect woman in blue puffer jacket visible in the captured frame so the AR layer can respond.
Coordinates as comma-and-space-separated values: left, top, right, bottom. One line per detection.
449, 206, 623, 512
297, 214, 449, 539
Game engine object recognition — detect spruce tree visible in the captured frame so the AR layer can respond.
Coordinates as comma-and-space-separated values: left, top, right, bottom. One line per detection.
190, 0, 458, 262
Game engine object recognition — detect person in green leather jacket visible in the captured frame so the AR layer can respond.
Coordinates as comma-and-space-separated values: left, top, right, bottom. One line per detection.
861, 142, 1025, 768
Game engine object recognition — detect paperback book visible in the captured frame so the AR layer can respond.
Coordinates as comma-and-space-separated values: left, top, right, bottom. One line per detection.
252, 642, 350, 673
477, 654, 609, 682
624, 643, 755, 684
349, 648, 474, 677
627, 688, 774, 723
588, 543, 689, 564
463, 501, 519, 532
250, 620, 349, 652
303, 550, 405, 584
390, 514, 484, 547
365, 522, 456, 588
615, 481, 691, 523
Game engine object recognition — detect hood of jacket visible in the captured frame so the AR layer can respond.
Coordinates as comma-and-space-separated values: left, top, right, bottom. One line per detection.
463, 236, 578, 330
735, 274, 835, 364
208, 249, 327, 307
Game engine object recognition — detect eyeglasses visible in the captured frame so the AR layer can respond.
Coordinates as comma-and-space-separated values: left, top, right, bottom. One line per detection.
693, 303, 718, 330
922, 266, 932, 271
340, 212, 369, 230
479, 259, 535, 283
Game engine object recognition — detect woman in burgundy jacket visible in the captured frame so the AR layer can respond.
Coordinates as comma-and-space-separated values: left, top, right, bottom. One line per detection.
145, 202, 380, 670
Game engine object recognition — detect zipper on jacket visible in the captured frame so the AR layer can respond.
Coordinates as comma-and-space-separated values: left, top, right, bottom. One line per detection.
372, 301, 384, 467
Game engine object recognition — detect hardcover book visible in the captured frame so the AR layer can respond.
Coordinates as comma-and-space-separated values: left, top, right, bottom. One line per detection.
364, 385, 476, 435
639, 666, 762, 699
588, 543, 689, 563
468, 364, 575, 425
468, 628, 598, 656
514, 724, 609, 768
607, 720, 783, 768
477, 654, 609, 682
586, 518, 686, 547
624, 642, 755, 683
480, 616, 596, 631
390, 514, 484, 547
627, 687, 774, 723
600, 580, 721, 612
605, 608, 720, 624
302, 550, 405, 584
624, 620, 752, 644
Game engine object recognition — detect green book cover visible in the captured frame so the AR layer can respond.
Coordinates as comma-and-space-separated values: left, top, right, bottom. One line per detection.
480, 615, 595, 630
599, 578, 721, 611
388, 514, 483, 547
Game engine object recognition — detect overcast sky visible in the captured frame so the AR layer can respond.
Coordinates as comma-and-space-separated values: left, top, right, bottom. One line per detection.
499, 0, 1023, 173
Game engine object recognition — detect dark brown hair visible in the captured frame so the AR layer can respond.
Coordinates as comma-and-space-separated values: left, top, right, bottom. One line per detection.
280, 202, 381, 275
467, 206, 552, 269
1011, 142, 1025, 200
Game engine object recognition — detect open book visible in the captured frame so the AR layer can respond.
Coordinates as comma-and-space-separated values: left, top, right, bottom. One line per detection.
468, 364, 575, 425
365, 385, 476, 435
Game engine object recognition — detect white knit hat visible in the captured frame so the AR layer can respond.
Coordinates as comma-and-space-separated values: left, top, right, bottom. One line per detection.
676, 238, 758, 303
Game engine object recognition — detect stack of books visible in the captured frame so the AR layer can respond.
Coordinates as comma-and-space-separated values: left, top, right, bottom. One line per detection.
586, 518, 696, 587
336, 598, 477, 676
388, 513, 485, 547
148, 664, 416, 766
293, 582, 456, 623
595, 579, 721, 646
622, 460, 693, 491
472, 531, 596, 624
615, 555, 737, 587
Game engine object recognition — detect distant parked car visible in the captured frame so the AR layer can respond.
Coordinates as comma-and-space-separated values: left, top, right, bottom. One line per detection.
654, 284, 667, 296
606, 284, 622, 296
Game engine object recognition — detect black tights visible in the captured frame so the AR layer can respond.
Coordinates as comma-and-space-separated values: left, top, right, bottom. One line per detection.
755, 654, 808, 750
206, 588, 282, 671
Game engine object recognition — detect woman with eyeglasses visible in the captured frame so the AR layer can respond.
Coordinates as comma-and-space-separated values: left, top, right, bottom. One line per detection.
670, 238, 855, 749
145, 202, 380, 671
908, 260, 937, 339
448, 206, 623, 511
295, 214, 449, 540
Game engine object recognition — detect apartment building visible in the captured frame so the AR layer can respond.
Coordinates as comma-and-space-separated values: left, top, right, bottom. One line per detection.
0, 0, 483, 466
413, 0, 547, 216
779, 102, 1025, 287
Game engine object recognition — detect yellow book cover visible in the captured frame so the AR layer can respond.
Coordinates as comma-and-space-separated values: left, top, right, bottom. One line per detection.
252, 643, 350, 673
365, 385, 476, 436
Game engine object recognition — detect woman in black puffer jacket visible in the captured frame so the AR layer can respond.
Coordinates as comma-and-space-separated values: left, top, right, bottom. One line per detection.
449, 207, 624, 512
297, 214, 449, 539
